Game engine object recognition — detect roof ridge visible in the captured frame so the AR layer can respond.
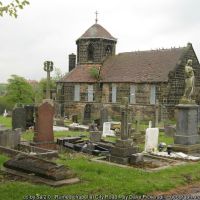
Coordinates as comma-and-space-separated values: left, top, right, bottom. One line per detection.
118, 46, 186, 55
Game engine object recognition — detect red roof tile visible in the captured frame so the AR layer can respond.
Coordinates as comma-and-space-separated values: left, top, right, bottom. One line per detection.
59, 64, 102, 83
101, 47, 186, 83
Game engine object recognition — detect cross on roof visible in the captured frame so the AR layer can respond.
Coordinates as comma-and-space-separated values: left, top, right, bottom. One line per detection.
95, 11, 99, 24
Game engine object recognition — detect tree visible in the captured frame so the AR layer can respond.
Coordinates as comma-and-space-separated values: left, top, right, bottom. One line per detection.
0, 0, 29, 18
6, 74, 34, 105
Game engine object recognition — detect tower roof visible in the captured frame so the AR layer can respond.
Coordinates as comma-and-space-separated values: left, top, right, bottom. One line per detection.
77, 23, 117, 41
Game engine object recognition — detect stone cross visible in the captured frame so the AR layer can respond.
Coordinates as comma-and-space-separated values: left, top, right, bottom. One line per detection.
95, 11, 99, 24
120, 97, 131, 140
44, 61, 54, 99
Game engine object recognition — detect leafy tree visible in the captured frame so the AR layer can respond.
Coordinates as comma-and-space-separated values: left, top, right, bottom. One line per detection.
0, 0, 29, 18
0, 96, 13, 114
6, 74, 34, 105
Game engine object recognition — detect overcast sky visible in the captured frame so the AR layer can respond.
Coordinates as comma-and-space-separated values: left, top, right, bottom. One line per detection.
0, 0, 200, 83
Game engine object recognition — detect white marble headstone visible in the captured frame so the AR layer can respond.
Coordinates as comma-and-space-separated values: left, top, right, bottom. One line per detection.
144, 128, 159, 152
102, 122, 115, 137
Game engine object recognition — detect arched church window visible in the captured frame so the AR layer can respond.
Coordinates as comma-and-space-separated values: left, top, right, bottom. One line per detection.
88, 43, 94, 61
105, 45, 112, 55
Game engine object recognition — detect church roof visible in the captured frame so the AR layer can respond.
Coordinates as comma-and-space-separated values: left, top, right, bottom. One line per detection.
60, 46, 189, 83
101, 47, 187, 83
77, 23, 117, 41
59, 64, 101, 83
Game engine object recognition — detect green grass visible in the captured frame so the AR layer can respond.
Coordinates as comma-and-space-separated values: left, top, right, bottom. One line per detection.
21, 130, 89, 141
159, 131, 174, 145
0, 116, 11, 128
1, 152, 200, 199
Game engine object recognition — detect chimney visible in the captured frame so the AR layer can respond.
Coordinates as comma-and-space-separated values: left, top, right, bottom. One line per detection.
68, 53, 76, 72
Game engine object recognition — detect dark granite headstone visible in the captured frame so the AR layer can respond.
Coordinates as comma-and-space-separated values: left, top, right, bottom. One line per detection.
24, 105, 34, 129
12, 106, 26, 131
83, 104, 91, 124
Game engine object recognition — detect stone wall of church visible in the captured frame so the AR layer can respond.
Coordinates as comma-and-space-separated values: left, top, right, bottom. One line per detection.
164, 45, 200, 118
58, 82, 160, 123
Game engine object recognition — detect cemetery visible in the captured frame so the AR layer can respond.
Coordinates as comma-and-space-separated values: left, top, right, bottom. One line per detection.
1, 65, 200, 197
1, 2, 200, 198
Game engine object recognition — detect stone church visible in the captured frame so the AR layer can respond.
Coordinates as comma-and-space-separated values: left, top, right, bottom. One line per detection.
56, 21, 200, 123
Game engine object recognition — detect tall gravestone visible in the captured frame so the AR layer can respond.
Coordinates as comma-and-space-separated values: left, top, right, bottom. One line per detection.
12, 106, 26, 131
33, 100, 55, 149
83, 104, 92, 124
100, 106, 108, 131
24, 105, 34, 129
172, 59, 200, 153
109, 97, 138, 164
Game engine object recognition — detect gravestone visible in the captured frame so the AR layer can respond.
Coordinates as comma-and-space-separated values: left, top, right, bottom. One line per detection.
3, 109, 8, 117
102, 122, 115, 137
72, 115, 78, 123
109, 97, 138, 164
24, 105, 34, 129
89, 131, 102, 143
0, 127, 21, 148
83, 104, 92, 124
164, 125, 176, 137
3, 154, 79, 186
100, 106, 108, 131
12, 106, 26, 131
144, 128, 159, 152
33, 99, 55, 149
135, 111, 141, 133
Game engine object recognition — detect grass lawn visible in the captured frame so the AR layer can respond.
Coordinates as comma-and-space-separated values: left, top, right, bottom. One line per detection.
0, 116, 11, 128
0, 152, 200, 199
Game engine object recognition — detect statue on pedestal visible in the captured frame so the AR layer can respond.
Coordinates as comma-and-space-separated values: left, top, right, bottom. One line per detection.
180, 59, 195, 104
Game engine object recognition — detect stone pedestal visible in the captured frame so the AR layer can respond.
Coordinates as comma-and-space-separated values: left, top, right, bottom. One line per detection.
172, 104, 200, 153
109, 139, 138, 164
89, 131, 102, 143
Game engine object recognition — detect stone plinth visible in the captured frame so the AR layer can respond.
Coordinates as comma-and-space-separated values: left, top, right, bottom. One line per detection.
174, 104, 199, 145
173, 104, 200, 153
0, 128, 21, 148
109, 139, 138, 164
33, 100, 55, 149
89, 131, 102, 143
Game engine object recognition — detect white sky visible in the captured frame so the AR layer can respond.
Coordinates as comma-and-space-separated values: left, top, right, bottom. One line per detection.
0, 0, 200, 83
